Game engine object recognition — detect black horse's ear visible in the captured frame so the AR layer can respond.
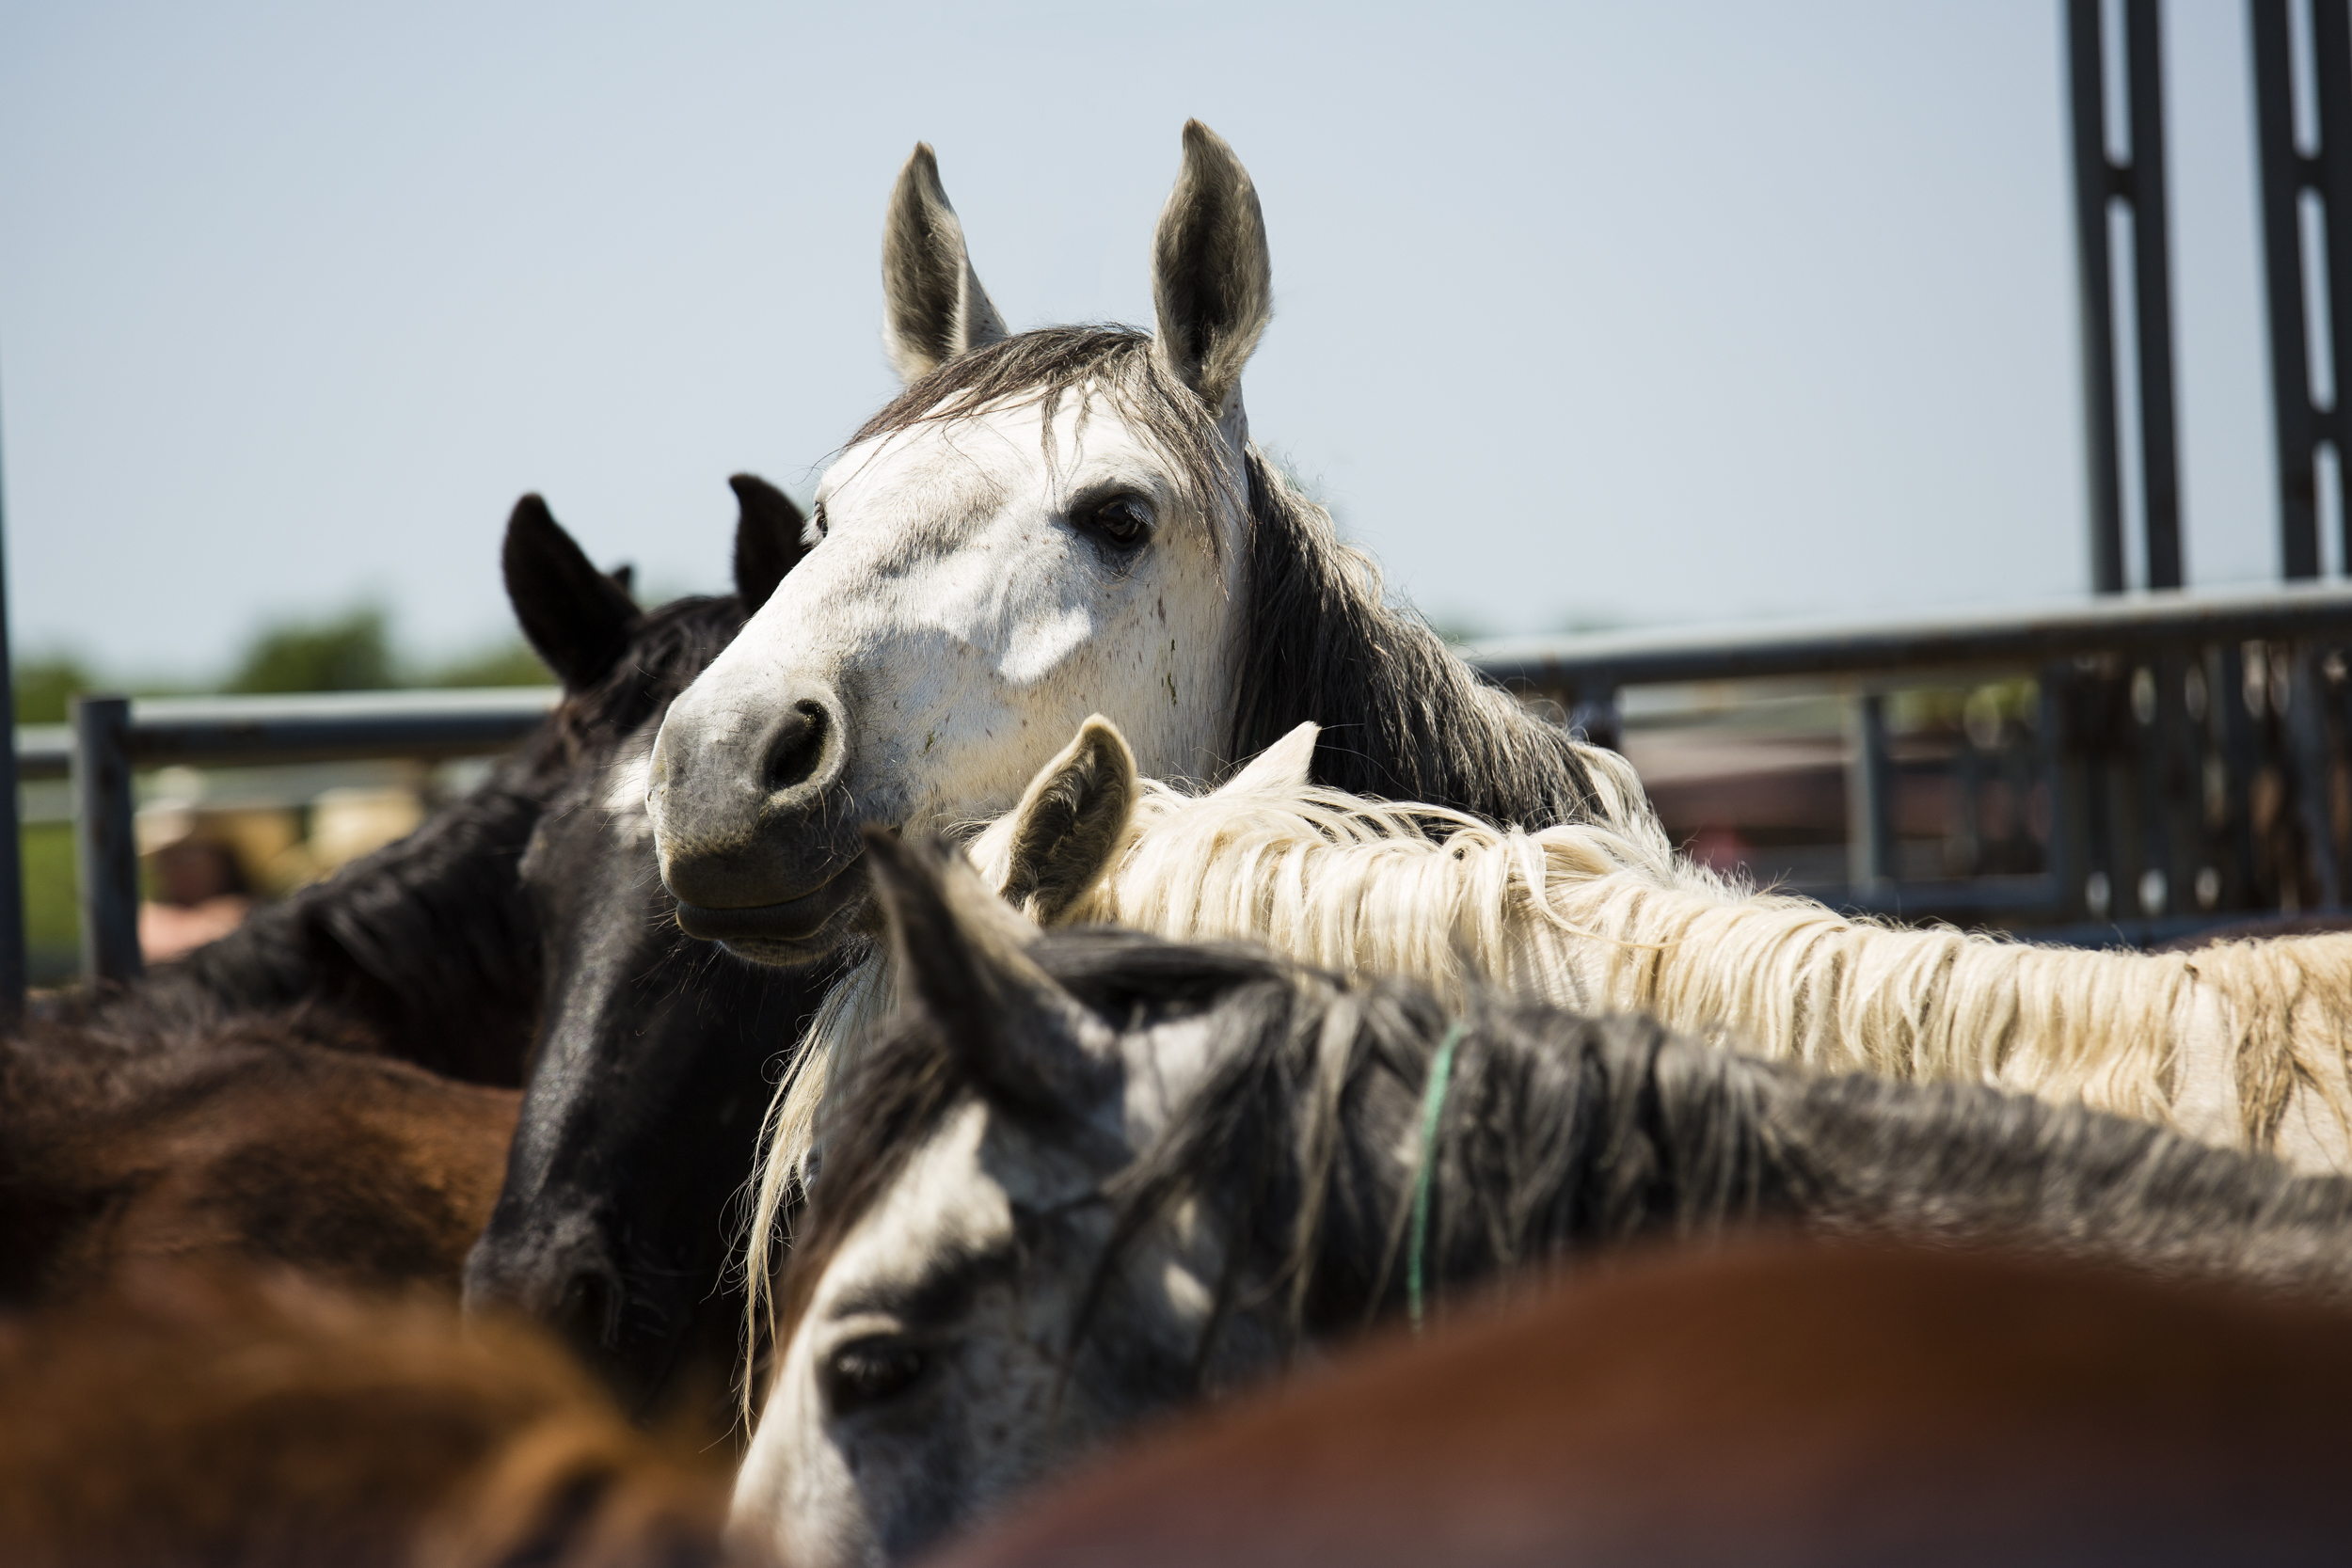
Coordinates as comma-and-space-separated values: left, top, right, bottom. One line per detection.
501, 494, 639, 692
728, 473, 806, 614
999, 716, 1137, 925
864, 826, 1115, 1117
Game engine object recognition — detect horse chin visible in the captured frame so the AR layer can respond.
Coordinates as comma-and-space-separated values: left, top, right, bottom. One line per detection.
675, 858, 872, 967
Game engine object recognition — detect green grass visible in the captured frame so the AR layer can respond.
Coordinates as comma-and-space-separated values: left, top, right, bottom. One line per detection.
20, 822, 79, 985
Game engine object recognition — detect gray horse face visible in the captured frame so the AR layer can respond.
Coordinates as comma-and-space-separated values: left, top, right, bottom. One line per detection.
730, 835, 1279, 1568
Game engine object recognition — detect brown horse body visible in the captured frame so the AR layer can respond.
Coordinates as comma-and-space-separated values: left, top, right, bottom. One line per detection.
0, 1269, 730, 1568
930, 1240, 2352, 1568
0, 1017, 517, 1305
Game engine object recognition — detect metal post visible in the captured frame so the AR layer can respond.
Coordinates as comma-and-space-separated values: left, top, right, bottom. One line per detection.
71, 696, 141, 985
2251, 0, 2352, 578
1848, 691, 1894, 893
1566, 673, 1624, 753
2125, 0, 2185, 590
0, 381, 24, 1026
2069, 0, 2186, 594
2286, 646, 2344, 907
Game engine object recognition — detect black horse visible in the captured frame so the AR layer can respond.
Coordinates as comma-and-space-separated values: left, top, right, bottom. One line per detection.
31, 481, 822, 1431
463, 476, 834, 1431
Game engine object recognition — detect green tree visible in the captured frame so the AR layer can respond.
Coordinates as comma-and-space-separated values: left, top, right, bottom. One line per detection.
12, 654, 99, 723
424, 640, 553, 689
228, 608, 398, 694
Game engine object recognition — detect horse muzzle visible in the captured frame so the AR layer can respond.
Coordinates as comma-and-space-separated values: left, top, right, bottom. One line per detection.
648, 675, 877, 964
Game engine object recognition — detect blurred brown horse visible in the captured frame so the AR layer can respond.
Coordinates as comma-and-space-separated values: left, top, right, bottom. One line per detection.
0, 485, 786, 1310
930, 1239, 2352, 1568
0, 1020, 519, 1304
0, 1268, 733, 1568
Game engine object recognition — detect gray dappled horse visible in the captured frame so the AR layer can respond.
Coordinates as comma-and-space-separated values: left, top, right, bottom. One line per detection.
735, 832, 2352, 1567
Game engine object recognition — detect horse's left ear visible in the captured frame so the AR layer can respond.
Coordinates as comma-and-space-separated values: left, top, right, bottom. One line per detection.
727, 473, 807, 614
1152, 120, 1272, 425
864, 827, 1116, 1117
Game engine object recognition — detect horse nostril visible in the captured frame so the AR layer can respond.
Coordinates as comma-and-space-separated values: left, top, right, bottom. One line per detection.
553, 1269, 621, 1355
765, 700, 833, 794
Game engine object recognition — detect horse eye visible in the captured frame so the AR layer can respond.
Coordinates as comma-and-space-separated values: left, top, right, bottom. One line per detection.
821, 1338, 929, 1414
1081, 496, 1153, 550
806, 502, 830, 545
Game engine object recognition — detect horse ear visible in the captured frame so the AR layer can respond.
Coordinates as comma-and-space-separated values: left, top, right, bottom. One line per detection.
863, 827, 1116, 1117
501, 494, 640, 692
1221, 721, 1319, 795
728, 473, 807, 613
999, 716, 1137, 925
882, 143, 1009, 385
1152, 120, 1271, 424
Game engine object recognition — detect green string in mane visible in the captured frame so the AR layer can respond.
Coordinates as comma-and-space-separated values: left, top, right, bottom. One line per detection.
1406, 1021, 1469, 1334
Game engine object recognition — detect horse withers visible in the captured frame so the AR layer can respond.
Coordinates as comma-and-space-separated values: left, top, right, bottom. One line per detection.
732, 830, 2352, 1567
646, 123, 1642, 968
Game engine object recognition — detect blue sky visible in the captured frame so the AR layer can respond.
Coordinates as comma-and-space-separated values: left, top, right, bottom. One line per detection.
0, 1, 2297, 677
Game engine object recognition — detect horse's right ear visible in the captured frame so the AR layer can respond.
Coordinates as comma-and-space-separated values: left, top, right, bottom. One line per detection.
1152, 120, 1271, 426
501, 494, 640, 692
864, 827, 1117, 1117
999, 716, 1137, 925
882, 143, 1009, 385
727, 473, 806, 614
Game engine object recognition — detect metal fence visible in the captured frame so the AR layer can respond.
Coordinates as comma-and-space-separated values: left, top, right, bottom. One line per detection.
22, 688, 558, 986
1469, 582, 2352, 944
20, 582, 2350, 996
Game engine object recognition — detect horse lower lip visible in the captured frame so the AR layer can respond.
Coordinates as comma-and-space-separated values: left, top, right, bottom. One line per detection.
674, 866, 861, 944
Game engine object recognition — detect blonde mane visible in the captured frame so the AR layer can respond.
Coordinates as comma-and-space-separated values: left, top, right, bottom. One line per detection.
742, 720, 2352, 1386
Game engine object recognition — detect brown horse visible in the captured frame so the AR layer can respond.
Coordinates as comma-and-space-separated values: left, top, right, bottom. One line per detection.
0, 1267, 733, 1568
928, 1239, 2352, 1568
0, 1018, 518, 1305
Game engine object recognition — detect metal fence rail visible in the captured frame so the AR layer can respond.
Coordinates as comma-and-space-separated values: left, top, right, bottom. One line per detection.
1470, 584, 2352, 942
42, 688, 558, 985
14, 585, 2352, 992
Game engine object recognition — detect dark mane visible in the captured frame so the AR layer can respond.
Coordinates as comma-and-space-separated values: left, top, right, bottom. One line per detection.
851, 324, 1613, 826
83, 592, 751, 1086
552, 592, 747, 756
787, 922, 2352, 1376
1229, 453, 1607, 827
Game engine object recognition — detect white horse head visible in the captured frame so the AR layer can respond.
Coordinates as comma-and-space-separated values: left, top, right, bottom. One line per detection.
647, 124, 1272, 963
648, 123, 1633, 966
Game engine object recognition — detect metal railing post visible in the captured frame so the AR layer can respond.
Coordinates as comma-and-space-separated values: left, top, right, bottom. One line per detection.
1566, 673, 1624, 753
1847, 691, 1894, 894
0, 379, 24, 1026
71, 695, 141, 985
2251, 0, 2352, 579
2068, 0, 2185, 594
